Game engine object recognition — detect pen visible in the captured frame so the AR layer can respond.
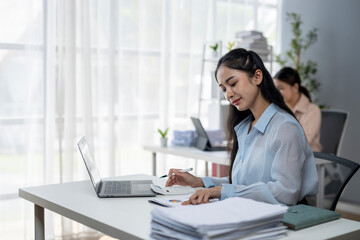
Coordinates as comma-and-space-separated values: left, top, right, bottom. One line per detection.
159, 167, 193, 178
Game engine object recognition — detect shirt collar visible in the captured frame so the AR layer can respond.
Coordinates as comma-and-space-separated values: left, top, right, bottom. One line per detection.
254, 103, 278, 134
293, 93, 309, 114
234, 103, 278, 134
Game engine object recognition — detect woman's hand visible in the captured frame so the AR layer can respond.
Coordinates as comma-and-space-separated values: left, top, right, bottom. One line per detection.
182, 186, 222, 205
165, 168, 204, 188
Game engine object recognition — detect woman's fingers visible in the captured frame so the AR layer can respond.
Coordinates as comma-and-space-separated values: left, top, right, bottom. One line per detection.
181, 186, 221, 205
203, 192, 210, 203
182, 190, 210, 205
165, 168, 180, 187
165, 178, 171, 187
181, 200, 191, 205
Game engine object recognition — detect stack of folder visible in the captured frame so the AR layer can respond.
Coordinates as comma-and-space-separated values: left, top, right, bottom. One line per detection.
235, 30, 271, 61
171, 130, 196, 147
150, 197, 288, 240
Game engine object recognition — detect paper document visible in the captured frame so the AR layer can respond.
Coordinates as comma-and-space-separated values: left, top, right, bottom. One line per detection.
149, 195, 192, 207
150, 184, 196, 195
149, 195, 219, 207
150, 197, 288, 240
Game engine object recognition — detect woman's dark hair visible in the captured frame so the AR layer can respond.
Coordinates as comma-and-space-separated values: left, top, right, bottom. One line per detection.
214, 48, 295, 183
274, 67, 312, 102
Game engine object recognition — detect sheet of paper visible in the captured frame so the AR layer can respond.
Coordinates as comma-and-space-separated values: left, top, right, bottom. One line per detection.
149, 195, 192, 207
151, 184, 196, 195
149, 195, 219, 208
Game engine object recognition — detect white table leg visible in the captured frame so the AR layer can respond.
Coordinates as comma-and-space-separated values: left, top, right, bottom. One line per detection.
152, 152, 157, 176
205, 162, 208, 176
35, 204, 44, 240
317, 165, 325, 208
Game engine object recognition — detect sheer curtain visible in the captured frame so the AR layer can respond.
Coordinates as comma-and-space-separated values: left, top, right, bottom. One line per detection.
0, 0, 280, 239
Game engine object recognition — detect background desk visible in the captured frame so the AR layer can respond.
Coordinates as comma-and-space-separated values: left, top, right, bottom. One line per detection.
144, 145, 330, 208
19, 174, 360, 240
143, 145, 229, 177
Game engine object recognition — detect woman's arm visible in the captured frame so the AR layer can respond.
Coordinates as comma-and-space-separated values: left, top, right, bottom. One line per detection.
201, 176, 229, 188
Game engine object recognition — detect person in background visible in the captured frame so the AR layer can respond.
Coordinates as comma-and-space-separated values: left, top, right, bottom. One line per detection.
165, 48, 318, 206
273, 67, 322, 152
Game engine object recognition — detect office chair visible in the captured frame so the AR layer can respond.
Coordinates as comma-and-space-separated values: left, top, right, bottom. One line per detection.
312, 152, 359, 211
320, 109, 349, 155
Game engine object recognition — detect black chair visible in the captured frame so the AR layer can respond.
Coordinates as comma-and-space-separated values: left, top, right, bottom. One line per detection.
320, 109, 349, 155
311, 152, 359, 211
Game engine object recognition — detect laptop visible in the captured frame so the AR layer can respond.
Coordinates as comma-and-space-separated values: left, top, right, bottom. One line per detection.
190, 117, 226, 151
77, 137, 156, 197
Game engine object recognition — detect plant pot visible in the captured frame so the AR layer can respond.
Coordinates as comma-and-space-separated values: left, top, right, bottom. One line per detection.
210, 51, 218, 59
160, 138, 168, 147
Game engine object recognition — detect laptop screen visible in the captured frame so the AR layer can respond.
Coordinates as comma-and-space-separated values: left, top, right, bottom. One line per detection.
78, 137, 102, 190
191, 117, 211, 141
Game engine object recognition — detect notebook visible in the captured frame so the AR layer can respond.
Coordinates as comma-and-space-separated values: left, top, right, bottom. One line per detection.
282, 204, 340, 230
77, 137, 156, 198
190, 117, 226, 151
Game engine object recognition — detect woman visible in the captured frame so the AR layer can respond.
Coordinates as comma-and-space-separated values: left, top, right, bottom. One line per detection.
165, 49, 318, 206
273, 67, 322, 152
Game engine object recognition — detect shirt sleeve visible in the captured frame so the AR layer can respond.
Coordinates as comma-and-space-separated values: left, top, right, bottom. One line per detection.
201, 176, 229, 188
220, 121, 310, 206
299, 104, 321, 147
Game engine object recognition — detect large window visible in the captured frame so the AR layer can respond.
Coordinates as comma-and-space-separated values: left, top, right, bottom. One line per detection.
0, 0, 279, 239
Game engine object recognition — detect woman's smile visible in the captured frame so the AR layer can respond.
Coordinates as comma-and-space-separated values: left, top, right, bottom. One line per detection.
232, 97, 241, 105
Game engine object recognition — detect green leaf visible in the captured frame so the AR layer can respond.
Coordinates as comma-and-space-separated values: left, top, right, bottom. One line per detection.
227, 41, 236, 51
276, 12, 320, 100
158, 127, 169, 138
209, 43, 218, 51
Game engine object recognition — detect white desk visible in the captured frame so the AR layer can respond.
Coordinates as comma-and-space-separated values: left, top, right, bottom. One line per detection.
19, 174, 360, 240
143, 145, 229, 177
144, 145, 329, 208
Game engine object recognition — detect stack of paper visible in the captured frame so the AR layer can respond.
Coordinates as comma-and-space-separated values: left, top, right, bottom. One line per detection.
235, 31, 271, 61
150, 197, 288, 240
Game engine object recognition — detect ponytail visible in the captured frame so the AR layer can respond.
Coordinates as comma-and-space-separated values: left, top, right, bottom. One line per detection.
299, 85, 312, 102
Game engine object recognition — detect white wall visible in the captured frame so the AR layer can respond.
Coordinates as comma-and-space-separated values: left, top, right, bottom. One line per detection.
280, 0, 360, 204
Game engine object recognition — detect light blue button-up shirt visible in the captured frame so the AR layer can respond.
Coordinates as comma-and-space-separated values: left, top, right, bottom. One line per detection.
201, 103, 318, 205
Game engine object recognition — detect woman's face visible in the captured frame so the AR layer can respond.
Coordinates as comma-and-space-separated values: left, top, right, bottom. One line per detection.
273, 79, 298, 104
217, 65, 262, 112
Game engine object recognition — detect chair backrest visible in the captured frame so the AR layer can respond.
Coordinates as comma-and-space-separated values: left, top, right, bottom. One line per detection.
320, 109, 349, 155
313, 152, 359, 211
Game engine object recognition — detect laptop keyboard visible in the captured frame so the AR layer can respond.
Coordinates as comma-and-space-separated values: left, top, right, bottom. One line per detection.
104, 181, 131, 194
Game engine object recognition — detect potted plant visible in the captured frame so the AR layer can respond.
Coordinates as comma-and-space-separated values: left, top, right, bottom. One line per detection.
275, 12, 320, 104
158, 127, 169, 147
227, 41, 236, 51
209, 43, 219, 58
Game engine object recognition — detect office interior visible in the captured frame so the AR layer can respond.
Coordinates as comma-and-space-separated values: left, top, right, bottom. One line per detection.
1, 0, 360, 239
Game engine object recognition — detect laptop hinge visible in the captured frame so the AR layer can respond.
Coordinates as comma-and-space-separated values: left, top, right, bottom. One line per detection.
96, 181, 103, 195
